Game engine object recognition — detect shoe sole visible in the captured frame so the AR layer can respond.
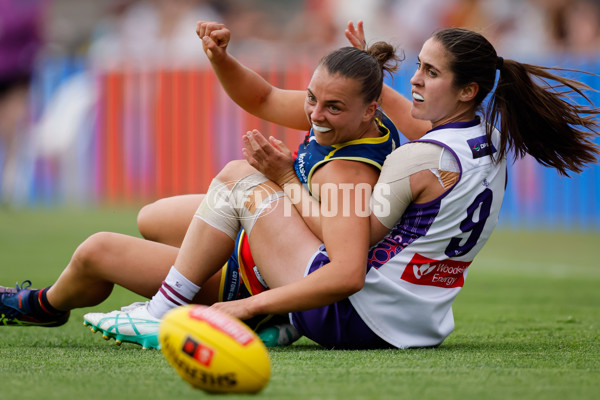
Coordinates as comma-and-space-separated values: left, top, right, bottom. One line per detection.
0, 312, 70, 327
83, 320, 160, 350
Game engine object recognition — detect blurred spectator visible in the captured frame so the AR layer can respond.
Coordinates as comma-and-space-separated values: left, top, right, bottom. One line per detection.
0, 0, 47, 204
376, 0, 459, 54
440, 0, 553, 58
88, 0, 222, 69
280, 0, 339, 57
439, 0, 599, 58
217, 0, 322, 67
553, 0, 600, 55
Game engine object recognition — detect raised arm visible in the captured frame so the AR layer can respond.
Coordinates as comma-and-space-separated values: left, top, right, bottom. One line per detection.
197, 21, 310, 131
345, 21, 431, 140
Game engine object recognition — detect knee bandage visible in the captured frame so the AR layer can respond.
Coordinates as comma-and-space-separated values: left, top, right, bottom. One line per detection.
195, 174, 285, 239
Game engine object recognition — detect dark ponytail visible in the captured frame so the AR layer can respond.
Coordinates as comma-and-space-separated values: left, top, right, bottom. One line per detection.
488, 61, 599, 176
434, 28, 600, 176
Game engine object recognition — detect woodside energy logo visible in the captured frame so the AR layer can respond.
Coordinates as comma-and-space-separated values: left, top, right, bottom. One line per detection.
401, 253, 471, 288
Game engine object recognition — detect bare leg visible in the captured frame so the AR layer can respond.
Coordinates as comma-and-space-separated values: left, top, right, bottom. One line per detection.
247, 196, 322, 288
44, 161, 258, 314
46, 232, 220, 312
173, 160, 320, 289
72, 159, 315, 348
172, 161, 258, 285
137, 194, 205, 247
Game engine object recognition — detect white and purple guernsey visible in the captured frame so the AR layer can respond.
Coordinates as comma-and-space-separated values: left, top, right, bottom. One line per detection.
350, 118, 507, 348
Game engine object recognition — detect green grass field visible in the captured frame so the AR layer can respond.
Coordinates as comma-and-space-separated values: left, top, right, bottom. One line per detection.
1, 208, 598, 400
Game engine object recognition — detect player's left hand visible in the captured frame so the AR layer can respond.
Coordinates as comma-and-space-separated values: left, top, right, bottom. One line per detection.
242, 129, 296, 187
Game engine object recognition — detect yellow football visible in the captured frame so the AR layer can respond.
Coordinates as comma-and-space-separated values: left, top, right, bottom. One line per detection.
159, 305, 271, 394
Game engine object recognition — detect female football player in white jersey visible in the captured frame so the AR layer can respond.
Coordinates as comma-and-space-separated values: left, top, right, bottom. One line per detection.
83, 21, 599, 350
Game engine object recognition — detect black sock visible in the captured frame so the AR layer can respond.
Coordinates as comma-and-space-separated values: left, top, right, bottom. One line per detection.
27, 287, 66, 316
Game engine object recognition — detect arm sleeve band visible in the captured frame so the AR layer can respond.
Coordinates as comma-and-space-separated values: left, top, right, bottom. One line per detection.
371, 142, 445, 229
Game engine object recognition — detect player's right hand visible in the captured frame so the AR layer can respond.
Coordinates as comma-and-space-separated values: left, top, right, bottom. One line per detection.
196, 21, 230, 61
242, 129, 296, 188
345, 20, 366, 50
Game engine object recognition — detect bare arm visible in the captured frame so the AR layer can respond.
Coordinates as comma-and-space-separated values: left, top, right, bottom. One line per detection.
380, 85, 431, 141
197, 21, 310, 131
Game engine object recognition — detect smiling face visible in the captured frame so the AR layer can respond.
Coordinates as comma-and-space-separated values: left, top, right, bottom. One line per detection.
410, 38, 477, 128
304, 66, 378, 147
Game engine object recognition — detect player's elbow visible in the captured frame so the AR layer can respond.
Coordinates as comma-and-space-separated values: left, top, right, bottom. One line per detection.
338, 269, 365, 296
343, 281, 364, 297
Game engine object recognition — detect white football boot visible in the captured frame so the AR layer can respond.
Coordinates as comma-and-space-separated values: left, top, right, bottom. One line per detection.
83, 301, 160, 349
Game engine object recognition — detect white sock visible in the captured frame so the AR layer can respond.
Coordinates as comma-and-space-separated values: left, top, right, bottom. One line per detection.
147, 266, 201, 319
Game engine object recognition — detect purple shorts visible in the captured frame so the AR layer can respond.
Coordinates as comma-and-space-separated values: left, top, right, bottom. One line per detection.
289, 245, 392, 349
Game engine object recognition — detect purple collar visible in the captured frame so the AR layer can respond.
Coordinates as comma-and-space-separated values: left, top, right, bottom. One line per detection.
427, 116, 481, 134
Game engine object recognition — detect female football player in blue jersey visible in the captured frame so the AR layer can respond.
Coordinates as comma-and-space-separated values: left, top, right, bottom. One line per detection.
83, 21, 599, 350
0, 21, 427, 347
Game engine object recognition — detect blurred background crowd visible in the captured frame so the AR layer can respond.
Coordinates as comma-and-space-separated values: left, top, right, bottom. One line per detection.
41, 0, 600, 65
0, 0, 599, 229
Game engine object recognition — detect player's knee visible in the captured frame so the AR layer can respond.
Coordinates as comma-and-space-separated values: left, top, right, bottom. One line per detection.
215, 160, 256, 184
71, 232, 116, 274
137, 200, 160, 240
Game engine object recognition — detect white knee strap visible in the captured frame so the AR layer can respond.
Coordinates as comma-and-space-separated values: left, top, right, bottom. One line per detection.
195, 178, 241, 240
195, 174, 285, 239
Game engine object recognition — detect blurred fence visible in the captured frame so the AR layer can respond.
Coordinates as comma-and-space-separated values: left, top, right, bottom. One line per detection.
11, 56, 600, 231
25, 57, 312, 206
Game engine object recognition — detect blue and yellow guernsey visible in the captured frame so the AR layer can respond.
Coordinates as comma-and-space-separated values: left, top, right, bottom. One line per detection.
294, 111, 401, 194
